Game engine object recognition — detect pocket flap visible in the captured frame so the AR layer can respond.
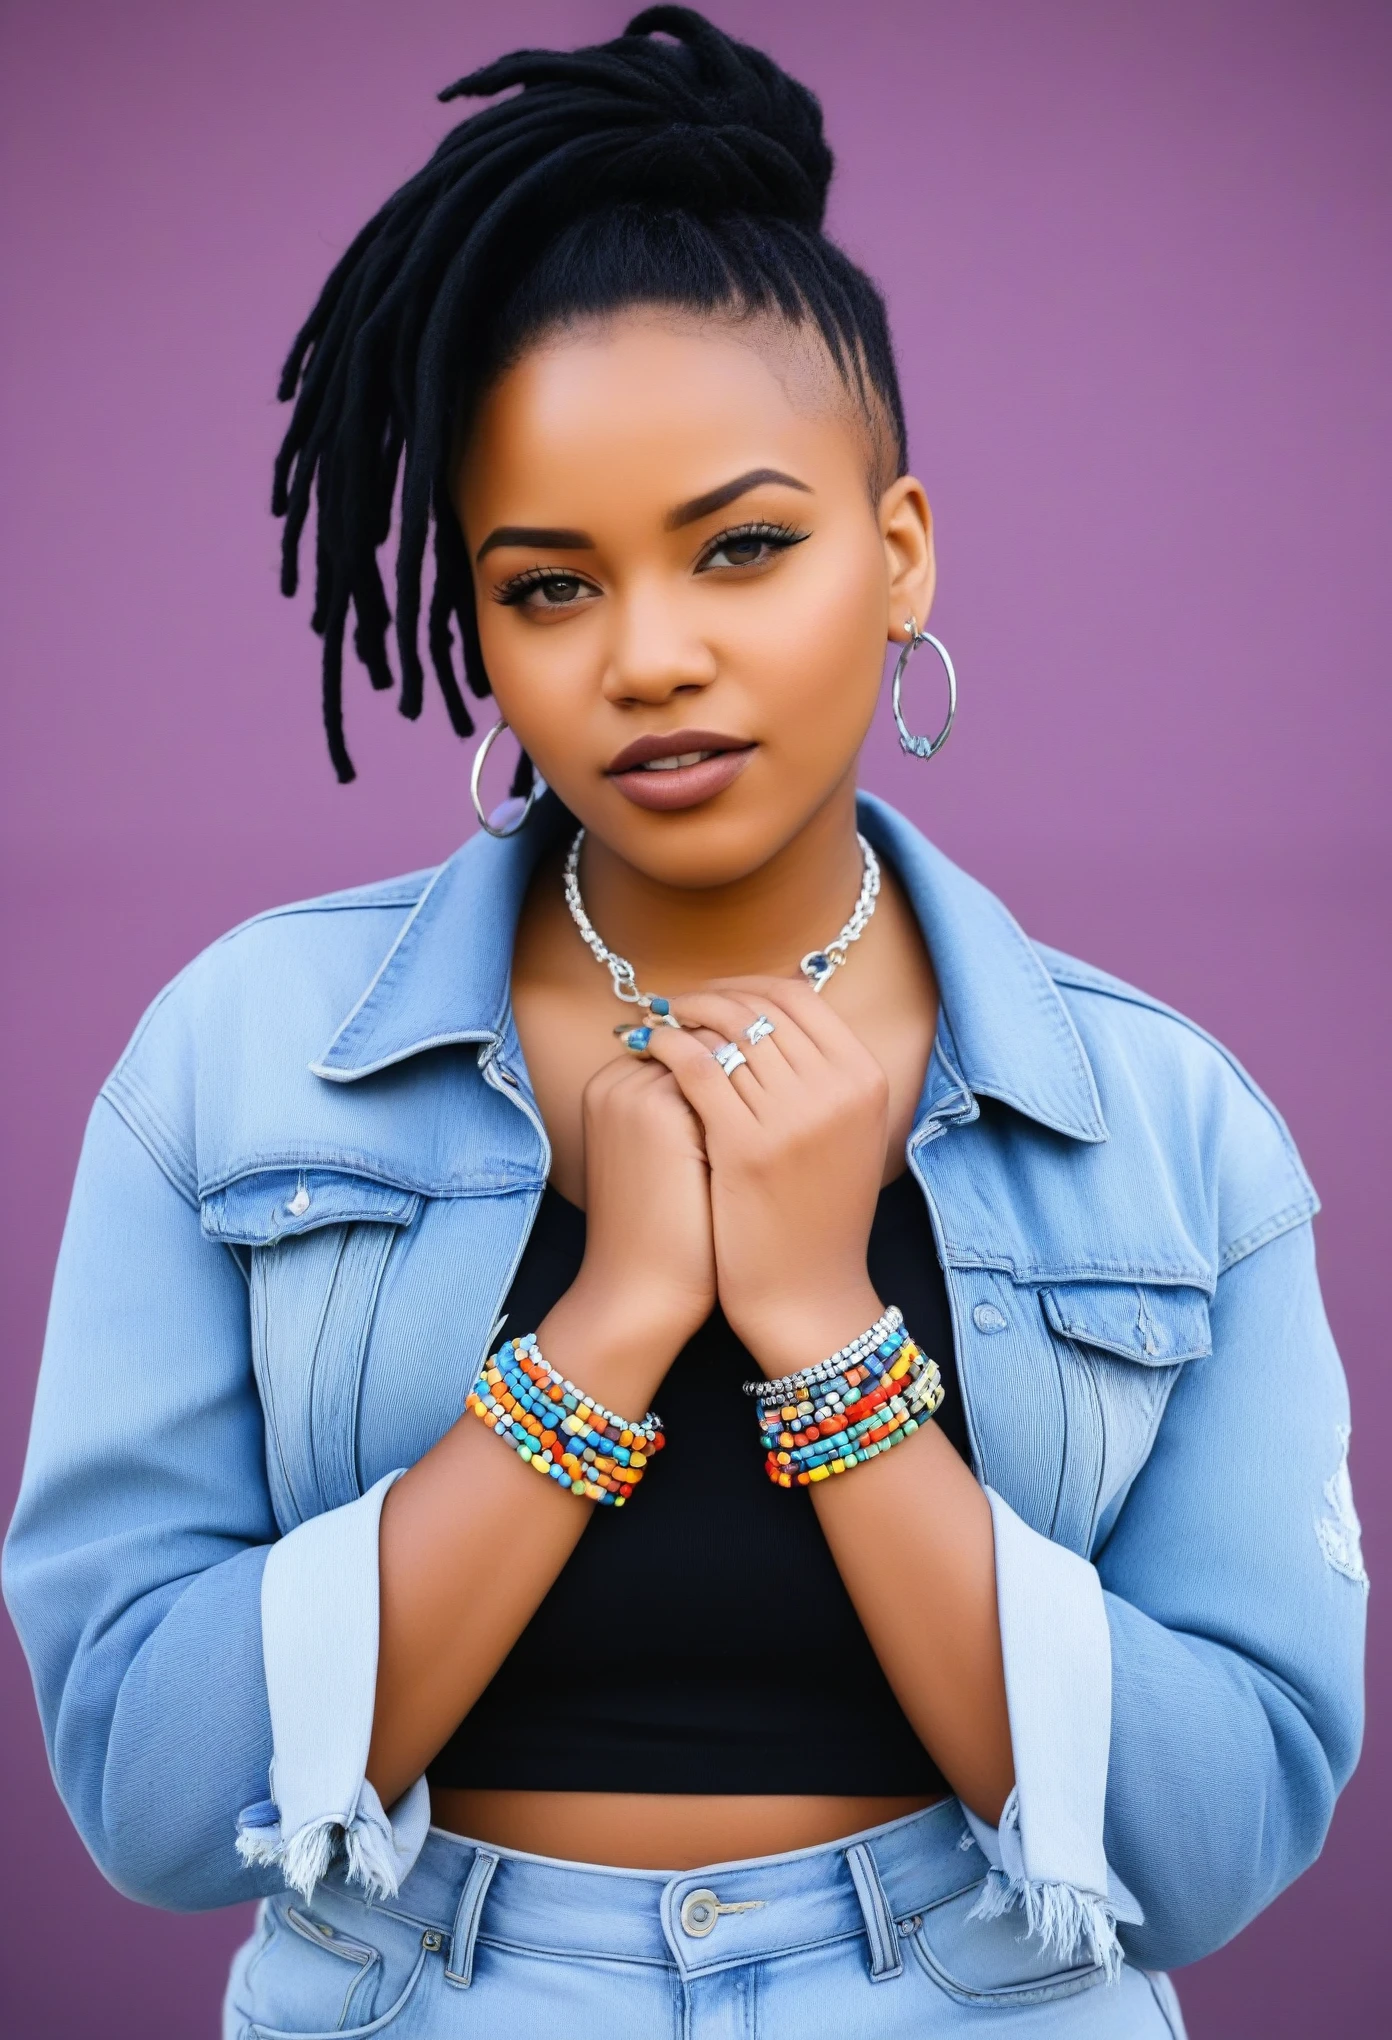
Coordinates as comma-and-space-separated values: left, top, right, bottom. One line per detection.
201, 1168, 422, 1245
1041, 1280, 1211, 1366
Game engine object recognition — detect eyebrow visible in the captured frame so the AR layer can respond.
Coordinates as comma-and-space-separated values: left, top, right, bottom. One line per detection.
475, 525, 593, 561
473, 468, 814, 563
665, 468, 812, 530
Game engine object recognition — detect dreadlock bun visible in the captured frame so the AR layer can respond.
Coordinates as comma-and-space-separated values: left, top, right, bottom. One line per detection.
440, 6, 834, 233
275, 6, 903, 783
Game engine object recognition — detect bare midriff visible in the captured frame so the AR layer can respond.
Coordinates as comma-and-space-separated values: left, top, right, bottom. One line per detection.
429, 1786, 946, 1869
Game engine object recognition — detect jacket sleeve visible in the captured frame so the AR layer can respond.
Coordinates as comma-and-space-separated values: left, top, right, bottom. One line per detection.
1095, 1216, 1365, 1968
967, 1216, 1365, 1976
2, 1093, 427, 1911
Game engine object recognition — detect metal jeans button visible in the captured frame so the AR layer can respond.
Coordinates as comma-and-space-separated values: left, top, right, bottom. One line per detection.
678, 1887, 765, 1938
680, 1889, 721, 1937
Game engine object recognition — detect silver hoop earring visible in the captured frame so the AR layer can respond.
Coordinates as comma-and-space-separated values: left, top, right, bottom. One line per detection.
470, 717, 540, 838
892, 618, 957, 761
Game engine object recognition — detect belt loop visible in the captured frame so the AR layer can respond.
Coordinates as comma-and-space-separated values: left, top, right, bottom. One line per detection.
845, 1842, 904, 1982
444, 1847, 500, 1989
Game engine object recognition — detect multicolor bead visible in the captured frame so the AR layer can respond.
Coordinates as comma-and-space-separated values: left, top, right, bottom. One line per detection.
465, 1332, 664, 1506
749, 1315, 945, 1489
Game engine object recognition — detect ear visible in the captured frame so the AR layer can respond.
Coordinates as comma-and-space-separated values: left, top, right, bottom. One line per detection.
878, 475, 936, 644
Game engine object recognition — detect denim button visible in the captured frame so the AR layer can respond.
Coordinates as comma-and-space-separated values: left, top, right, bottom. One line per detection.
972, 1302, 1008, 1334
287, 1186, 311, 1218
680, 1889, 721, 1937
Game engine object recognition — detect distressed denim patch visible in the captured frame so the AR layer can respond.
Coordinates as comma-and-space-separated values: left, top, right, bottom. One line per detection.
1316, 1425, 1368, 1590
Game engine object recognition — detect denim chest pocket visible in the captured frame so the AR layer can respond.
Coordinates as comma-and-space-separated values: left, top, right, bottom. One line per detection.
906, 1881, 1106, 2007
1038, 1279, 1212, 1553
201, 1169, 422, 1531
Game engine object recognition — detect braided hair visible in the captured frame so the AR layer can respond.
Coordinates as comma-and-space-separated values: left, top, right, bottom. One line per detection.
275, 5, 908, 783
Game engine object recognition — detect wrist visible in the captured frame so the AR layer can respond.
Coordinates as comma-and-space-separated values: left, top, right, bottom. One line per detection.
732, 1282, 887, 1383
533, 1271, 699, 1413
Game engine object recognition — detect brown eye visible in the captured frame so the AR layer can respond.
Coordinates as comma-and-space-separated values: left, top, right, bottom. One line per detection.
495, 570, 597, 610
698, 523, 809, 574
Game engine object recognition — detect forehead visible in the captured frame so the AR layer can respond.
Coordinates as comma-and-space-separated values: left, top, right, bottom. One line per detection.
458, 310, 878, 518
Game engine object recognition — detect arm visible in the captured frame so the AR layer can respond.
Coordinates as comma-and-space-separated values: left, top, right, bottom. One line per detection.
366, 1051, 714, 1807
3, 1051, 712, 1907
2, 1096, 282, 1909
647, 978, 1363, 1976
648, 979, 1015, 1822
1096, 1218, 1364, 1968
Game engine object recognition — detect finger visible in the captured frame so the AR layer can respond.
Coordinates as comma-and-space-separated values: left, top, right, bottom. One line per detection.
713, 974, 864, 1065
641, 1017, 759, 1131
665, 990, 796, 1096
593, 1041, 681, 1087
692, 979, 828, 1078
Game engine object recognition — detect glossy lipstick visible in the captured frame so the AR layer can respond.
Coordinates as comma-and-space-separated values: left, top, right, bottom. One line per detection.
606, 729, 756, 812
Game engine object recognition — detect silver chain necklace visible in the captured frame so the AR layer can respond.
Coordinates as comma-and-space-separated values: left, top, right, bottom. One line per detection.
562, 826, 882, 1021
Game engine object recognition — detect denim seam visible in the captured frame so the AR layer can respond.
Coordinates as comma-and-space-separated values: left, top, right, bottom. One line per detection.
312, 859, 455, 1069
199, 1159, 543, 1204
310, 1030, 500, 1086
248, 1250, 303, 1528
941, 1247, 1217, 1288
96, 1082, 199, 1207
1217, 1200, 1317, 1273
1143, 1968, 1186, 2039
1042, 954, 1318, 1215
297, 1228, 352, 1514
907, 1932, 1106, 2008
473, 1933, 678, 1970
959, 914, 1105, 1141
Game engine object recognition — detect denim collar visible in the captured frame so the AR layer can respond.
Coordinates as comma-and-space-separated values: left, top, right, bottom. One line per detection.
312, 790, 1107, 1145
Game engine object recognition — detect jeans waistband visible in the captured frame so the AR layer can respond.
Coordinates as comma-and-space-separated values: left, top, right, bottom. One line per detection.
335, 1797, 987, 1982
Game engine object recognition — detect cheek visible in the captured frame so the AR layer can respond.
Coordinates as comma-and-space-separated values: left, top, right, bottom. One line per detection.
750, 532, 885, 744
471, 594, 599, 750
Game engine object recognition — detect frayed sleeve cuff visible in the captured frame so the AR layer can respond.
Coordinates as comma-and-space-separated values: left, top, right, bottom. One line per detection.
235, 1470, 429, 1902
969, 1489, 1143, 1980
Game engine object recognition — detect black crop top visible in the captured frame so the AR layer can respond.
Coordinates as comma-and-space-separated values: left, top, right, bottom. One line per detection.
428, 1170, 968, 1796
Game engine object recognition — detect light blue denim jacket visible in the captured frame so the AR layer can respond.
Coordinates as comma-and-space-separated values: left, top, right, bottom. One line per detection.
3, 793, 1366, 1980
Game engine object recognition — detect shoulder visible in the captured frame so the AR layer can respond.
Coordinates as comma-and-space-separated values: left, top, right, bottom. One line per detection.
1035, 943, 1318, 1272
100, 866, 439, 1202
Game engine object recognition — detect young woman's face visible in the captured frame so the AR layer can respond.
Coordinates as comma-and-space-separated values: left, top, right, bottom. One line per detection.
456, 310, 934, 887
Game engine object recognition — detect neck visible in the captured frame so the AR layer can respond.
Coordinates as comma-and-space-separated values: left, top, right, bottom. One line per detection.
575, 774, 866, 989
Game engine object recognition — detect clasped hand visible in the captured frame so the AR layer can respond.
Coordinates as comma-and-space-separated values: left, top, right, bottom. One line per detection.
573, 976, 891, 1387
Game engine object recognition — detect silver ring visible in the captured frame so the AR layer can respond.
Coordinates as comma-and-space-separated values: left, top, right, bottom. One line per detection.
713, 1041, 748, 1078
743, 1014, 776, 1047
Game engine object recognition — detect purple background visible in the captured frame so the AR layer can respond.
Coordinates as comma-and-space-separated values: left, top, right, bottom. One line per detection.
1, 2, 1386, 2032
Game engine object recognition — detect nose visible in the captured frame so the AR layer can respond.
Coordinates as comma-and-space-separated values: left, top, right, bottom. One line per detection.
601, 581, 716, 707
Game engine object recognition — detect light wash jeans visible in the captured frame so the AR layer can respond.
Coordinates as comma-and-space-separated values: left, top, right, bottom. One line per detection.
223, 1802, 1186, 2038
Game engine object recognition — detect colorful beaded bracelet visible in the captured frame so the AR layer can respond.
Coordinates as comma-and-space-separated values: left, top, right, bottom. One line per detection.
763, 1349, 944, 1486
744, 1307, 905, 1402
465, 1332, 664, 1506
748, 1313, 945, 1487
755, 1320, 918, 1430
756, 1330, 931, 1453
764, 1363, 943, 1486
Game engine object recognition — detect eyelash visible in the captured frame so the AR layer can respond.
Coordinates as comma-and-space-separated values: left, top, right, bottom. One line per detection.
696, 520, 810, 570
492, 520, 810, 607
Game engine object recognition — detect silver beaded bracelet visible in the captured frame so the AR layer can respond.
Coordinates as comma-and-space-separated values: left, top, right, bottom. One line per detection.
743, 1306, 905, 1402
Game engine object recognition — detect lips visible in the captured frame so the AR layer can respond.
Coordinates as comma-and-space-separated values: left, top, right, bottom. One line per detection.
606, 729, 756, 812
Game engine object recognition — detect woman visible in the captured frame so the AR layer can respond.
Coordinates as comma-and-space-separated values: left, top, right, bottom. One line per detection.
3, 9, 1364, 2036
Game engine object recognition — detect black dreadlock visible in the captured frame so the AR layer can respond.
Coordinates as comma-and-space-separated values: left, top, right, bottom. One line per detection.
274, 6, 908, 783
